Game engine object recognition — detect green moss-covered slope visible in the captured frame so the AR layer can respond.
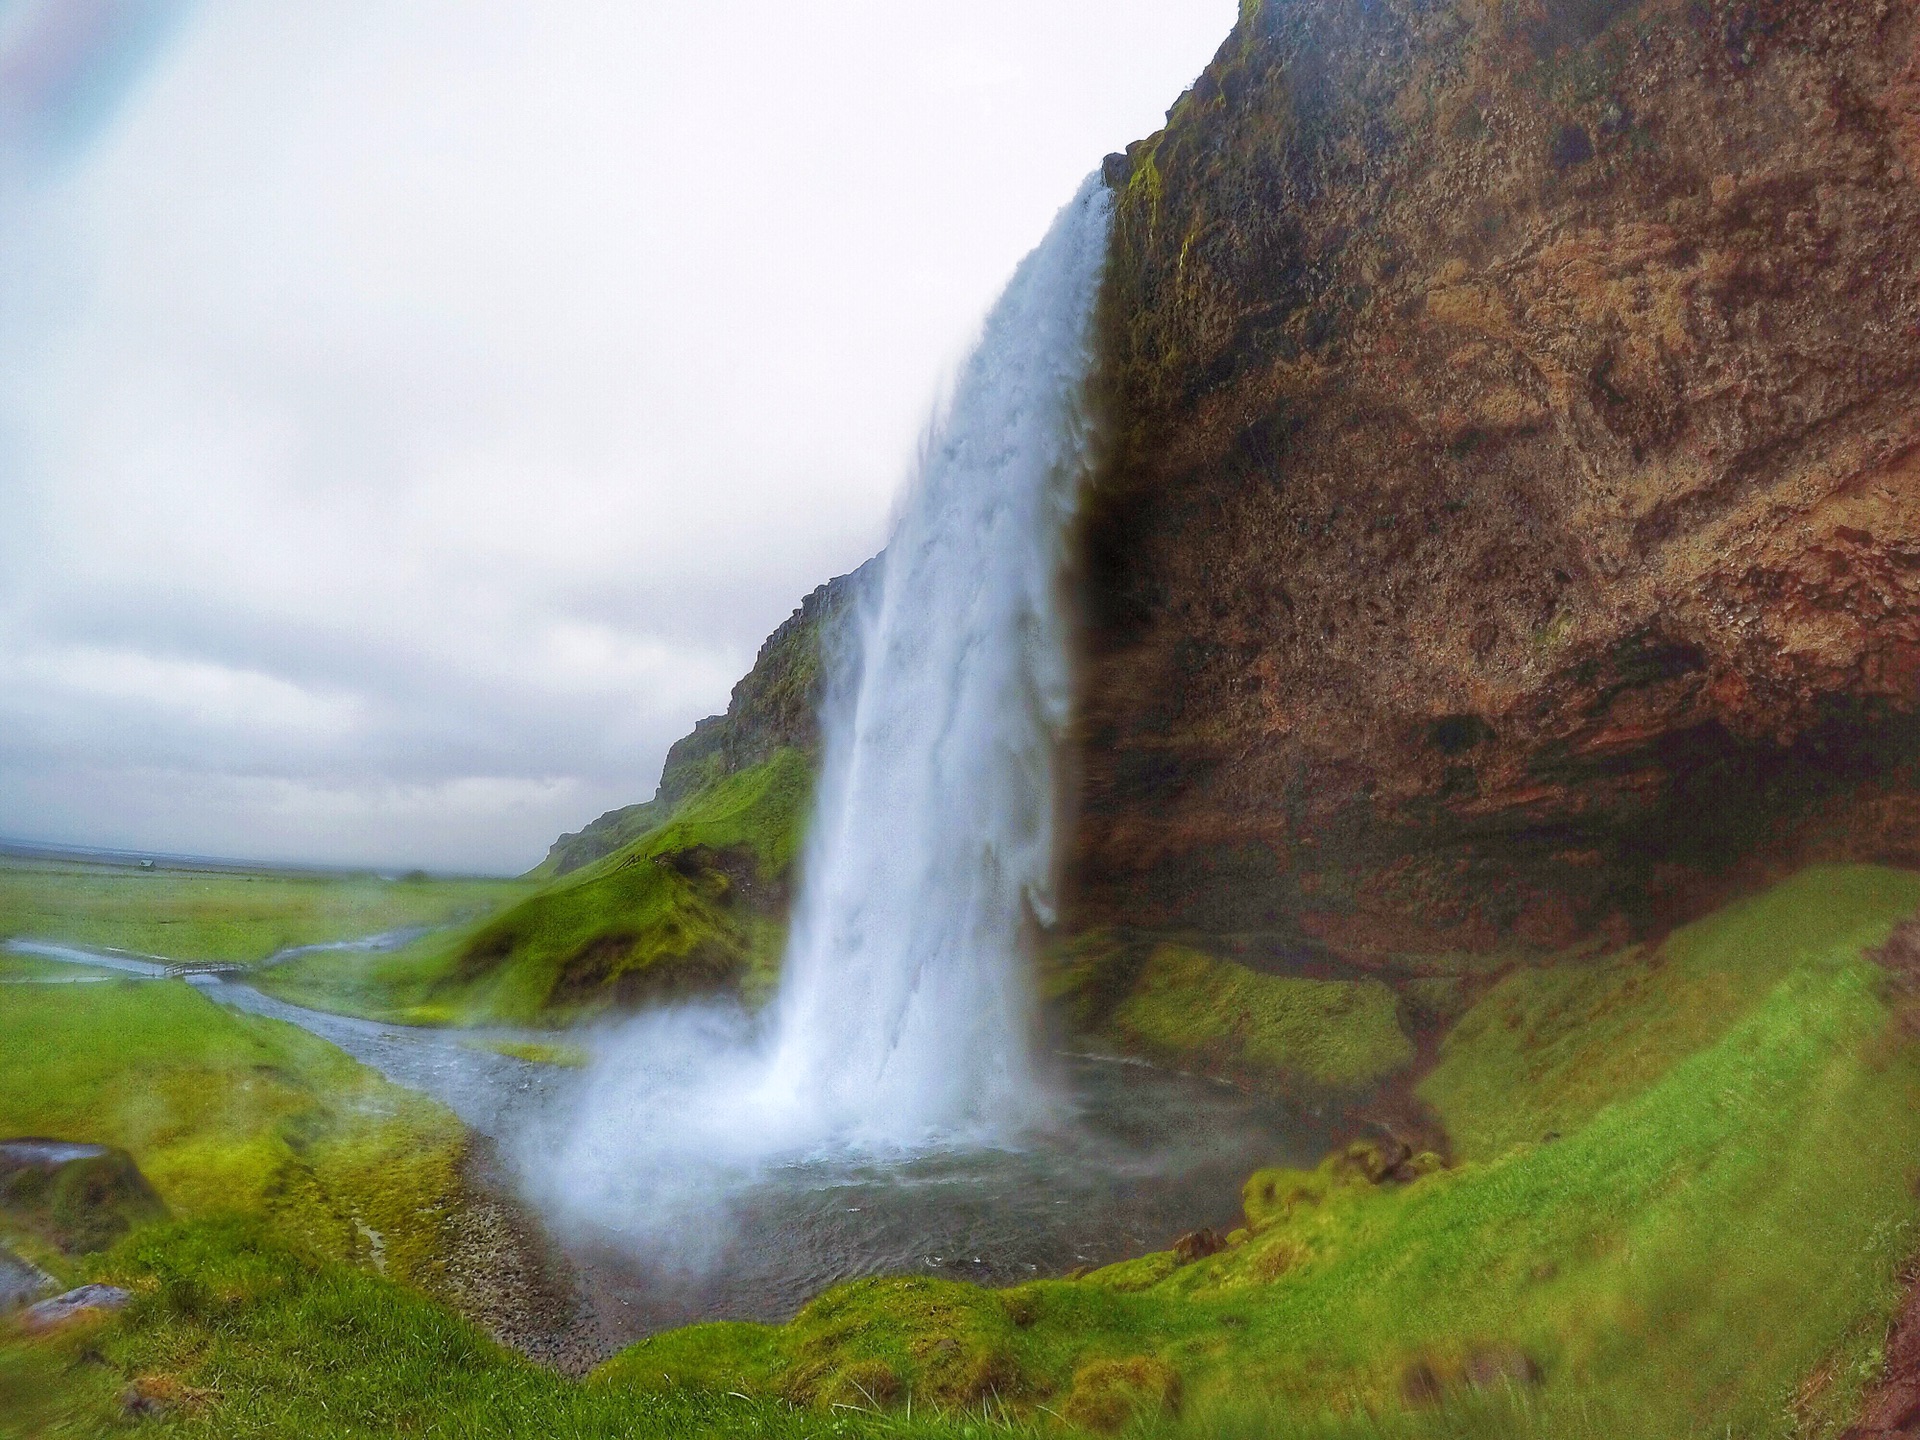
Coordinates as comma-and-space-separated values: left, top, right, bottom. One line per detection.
0, 981, 469, 1297
259, 750, 812, 1026
616, 866, 1920, 1438
1048, 934, 1416, 1097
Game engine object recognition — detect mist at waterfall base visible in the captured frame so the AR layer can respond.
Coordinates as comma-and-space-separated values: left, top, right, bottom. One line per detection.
511, 179, 1326, 1328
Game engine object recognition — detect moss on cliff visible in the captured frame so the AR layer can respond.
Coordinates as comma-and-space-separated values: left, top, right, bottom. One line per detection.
260, 750, 812, 1026
623, 866, 1920, 1437
1048, 935, 1415, 1095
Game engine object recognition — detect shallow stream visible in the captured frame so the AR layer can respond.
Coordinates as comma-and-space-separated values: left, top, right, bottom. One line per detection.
8, 941, 1331, 1348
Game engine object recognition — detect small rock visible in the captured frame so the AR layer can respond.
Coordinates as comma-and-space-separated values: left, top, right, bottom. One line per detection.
1344, 1138, 1417, 1184
122, 1384, 169, 1420
20, 1284, 131, 1333
1464, 1345, 1544, 1391
1172, 1228, 1226, 1264
0, 1139, 167, 1255
1101, 151, 1134, 189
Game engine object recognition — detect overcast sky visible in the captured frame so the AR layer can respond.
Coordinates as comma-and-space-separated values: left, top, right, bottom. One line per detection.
0, 0, 1236, 874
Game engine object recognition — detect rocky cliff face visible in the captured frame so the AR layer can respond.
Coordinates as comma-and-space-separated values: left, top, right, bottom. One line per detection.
540, 558, 876, 876
1075, 0, 1920, 963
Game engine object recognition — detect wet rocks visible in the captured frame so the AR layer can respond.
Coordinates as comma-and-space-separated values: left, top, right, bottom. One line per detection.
0, 1243, 54, 1312
19, 1283, 131, 1333
1337, 1137, 1445, 1186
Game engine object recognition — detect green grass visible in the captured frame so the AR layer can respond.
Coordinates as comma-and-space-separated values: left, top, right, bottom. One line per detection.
617, 866, 1920, 1438
0, 981, 469, 1293
3, 1219, 991, 1440
1109, 945, 1414, 1093
0, 856, 529, 968
1414, 865, 1920, 1162
10, 863, 1920, 1438
259, 750, 813, 1026
1044, 933, 1415, 1096
0, 953, 121, 983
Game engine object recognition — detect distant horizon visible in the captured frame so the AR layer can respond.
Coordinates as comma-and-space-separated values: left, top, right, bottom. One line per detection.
0, 833, 518, 882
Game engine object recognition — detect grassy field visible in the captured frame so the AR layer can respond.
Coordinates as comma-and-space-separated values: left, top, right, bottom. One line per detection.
0, 978, 474, 1435
613, 865, 1920, 1438
0, 855, 530, 968
0, 978, 938, 1440
257, 750, 812, 1026
0, 981, 470, 1287
2, 1218, 979, 1440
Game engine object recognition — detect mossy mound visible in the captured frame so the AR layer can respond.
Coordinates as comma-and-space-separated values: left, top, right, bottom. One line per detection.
0, 1141, 167, 1257
0, 980, 470, 1294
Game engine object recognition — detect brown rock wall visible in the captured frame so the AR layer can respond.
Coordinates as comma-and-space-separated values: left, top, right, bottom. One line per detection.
1075, 0, 1920, 961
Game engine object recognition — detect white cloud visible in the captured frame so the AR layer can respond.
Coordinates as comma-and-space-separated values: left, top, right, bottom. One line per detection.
0, 0, 1237, 871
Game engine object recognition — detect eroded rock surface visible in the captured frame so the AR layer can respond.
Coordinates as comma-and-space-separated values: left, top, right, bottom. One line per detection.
1076, 0, 1920, 961
0, 1243, 53, 1312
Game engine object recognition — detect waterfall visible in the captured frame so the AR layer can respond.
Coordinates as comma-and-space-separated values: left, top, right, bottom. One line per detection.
764, 173, 1112, 1147
532, 178, 1112, 1244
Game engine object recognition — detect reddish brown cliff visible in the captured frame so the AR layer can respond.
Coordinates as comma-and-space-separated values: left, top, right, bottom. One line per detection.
1074, 0, 1920, 964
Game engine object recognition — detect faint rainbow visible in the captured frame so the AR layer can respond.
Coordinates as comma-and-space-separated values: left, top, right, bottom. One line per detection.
0, 0, 195, 171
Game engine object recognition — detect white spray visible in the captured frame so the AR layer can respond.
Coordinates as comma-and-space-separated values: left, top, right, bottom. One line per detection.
533, 177, 1112, 1234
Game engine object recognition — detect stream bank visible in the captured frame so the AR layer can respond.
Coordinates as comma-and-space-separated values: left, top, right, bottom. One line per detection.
8, 940, 1334, 1363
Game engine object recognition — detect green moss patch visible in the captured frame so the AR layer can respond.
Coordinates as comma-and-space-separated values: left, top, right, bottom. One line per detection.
2, 1218, 957, 1439
1048, 934, 1416, 1096
1108, 945, 1415, 1093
